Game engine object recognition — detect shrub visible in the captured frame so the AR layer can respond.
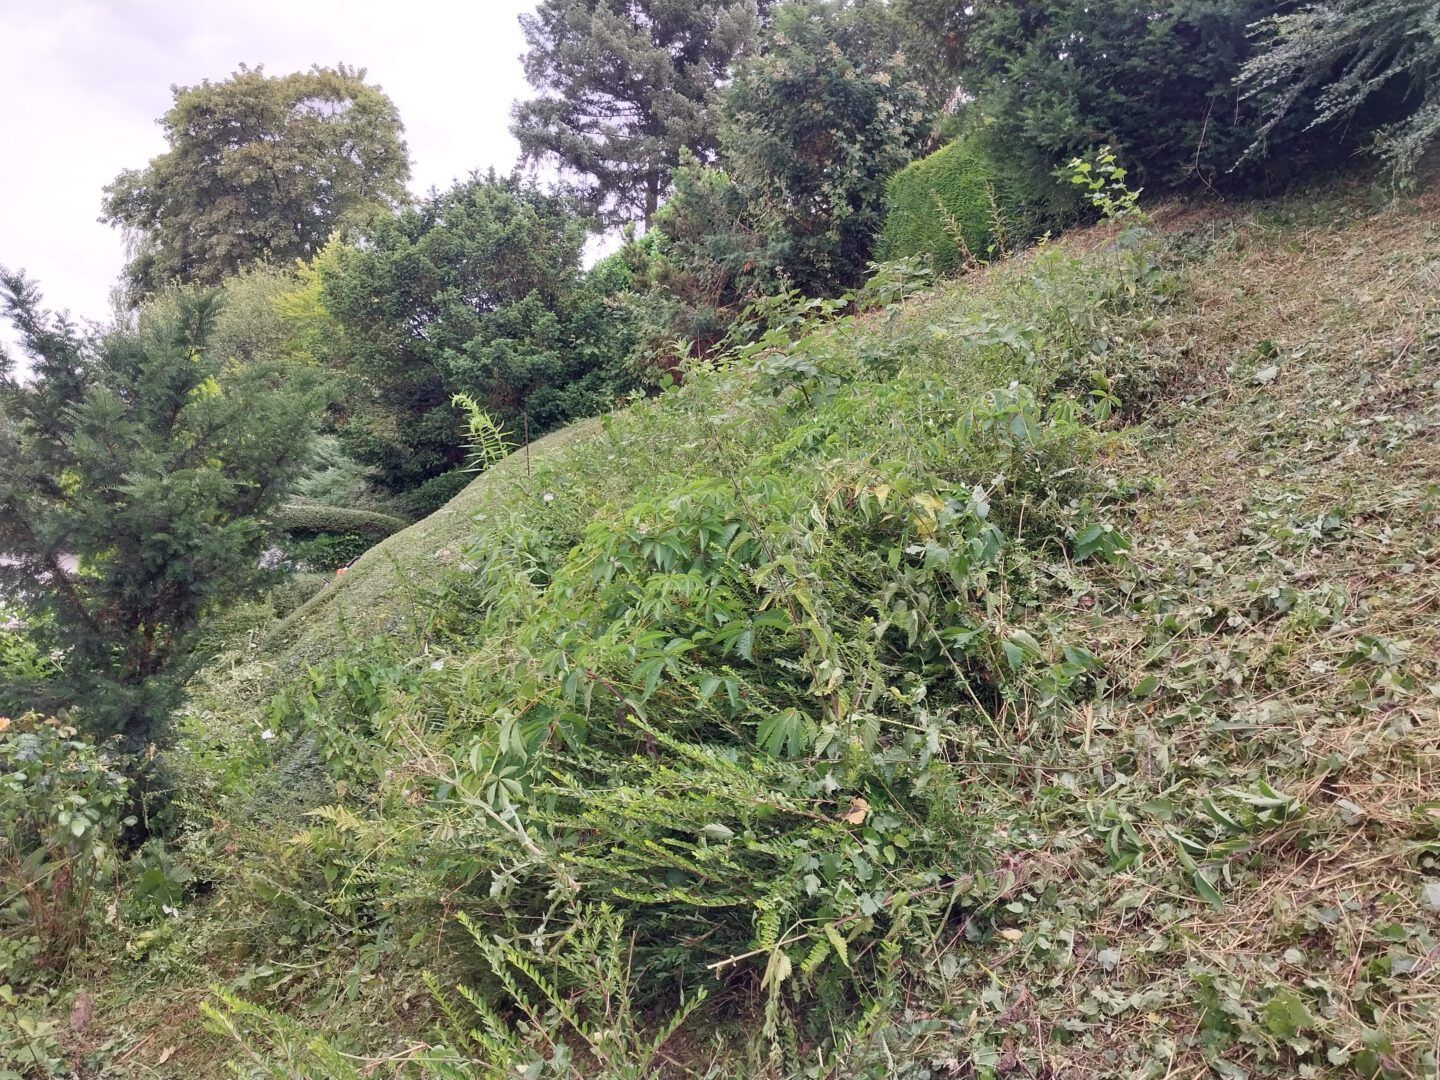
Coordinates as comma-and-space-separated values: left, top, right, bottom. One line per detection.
0, 609, 59, 717
272, 504, 408, 540
721, 0, 933, 294
0, 717, 130, 972
404, 469, 474, 518
961, 0, 1343, 215
231, 177, 1166, 1068
280, 534, 376, 572
879, 137, 1027, 273
271, 505, 408, 572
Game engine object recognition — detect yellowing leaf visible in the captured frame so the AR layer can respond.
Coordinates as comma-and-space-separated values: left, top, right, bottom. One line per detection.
840, 796, 871, 825
761, 947, 792, 990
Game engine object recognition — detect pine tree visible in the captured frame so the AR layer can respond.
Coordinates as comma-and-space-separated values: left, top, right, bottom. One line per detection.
511, 0, 763, 230
0, 269, 320, 757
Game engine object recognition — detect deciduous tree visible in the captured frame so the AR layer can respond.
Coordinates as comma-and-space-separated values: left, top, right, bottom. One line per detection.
102, 64, 410, 298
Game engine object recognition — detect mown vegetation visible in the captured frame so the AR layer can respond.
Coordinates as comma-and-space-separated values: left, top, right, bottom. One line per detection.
4, 0, 1440, 1076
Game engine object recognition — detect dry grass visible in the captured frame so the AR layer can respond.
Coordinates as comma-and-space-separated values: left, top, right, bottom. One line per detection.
877, 183, 1440, 1078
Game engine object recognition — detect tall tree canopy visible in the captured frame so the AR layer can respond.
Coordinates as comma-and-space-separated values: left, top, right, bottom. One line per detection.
317, 174, 634, 492
721, 0, 931, 292
0, 270, 320, 755
102, 64, 410, 298
511, 0, 763, 229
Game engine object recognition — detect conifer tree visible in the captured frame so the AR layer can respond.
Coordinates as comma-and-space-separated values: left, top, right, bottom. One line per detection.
0, 269, 320, 757
511, 0, 763, 229
1240, 0, 1440, 179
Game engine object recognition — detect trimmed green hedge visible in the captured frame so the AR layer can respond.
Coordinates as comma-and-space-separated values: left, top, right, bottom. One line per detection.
405, 469, 473, 517
879, 138, 1022, 275
273, 503, 409, 540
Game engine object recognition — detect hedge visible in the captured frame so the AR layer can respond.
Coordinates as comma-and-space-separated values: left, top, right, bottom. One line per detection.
273, 503, 409, 540
405, 469, 474, 518
879, 138, 1023, 275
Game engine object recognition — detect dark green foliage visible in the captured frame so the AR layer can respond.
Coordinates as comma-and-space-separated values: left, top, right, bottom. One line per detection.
879, 137, 1027, 273
512, 0, 763, 228
894, 0, 983, 98
318, 173, 635, 492
0, 717, 130, 971
288, 435, 408, 519
404, 469, 475, 518
963, 0, 1318, 216
0, 270, 320, 754
624, 157, 779, 364
227, 200, 1164, 1070
272, 504, 407, 540
280, 533, 375, 572
273, 504, 408, 573
102, 65, 410, 298
721, 0, 932, 292
1, 610, 60, 711
1240, 0, 1440, 178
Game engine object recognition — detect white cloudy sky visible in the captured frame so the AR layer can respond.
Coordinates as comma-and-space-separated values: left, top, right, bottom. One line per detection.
0, 0, 536, 338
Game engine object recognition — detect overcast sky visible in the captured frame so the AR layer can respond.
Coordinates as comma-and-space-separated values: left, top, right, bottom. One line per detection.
0, 0, 536, 343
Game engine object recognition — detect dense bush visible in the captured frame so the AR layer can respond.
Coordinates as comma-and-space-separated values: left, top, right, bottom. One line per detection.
0, 717, 130, 972
962, 0, 1333, 216
404, 468, 475, 518
218, 179, 1166, 1069
272, 504, 408, 540
879, 137, 1028, 273
271, 504, 408, 572
0, 610, 59, 717
318, 173, 635, 493
624, 158, 780, 365
1240, 0, 1440, 179
720, 0, 933, 294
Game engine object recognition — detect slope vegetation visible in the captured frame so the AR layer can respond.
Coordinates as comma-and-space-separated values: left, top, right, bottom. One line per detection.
68, 184, 1440, 1080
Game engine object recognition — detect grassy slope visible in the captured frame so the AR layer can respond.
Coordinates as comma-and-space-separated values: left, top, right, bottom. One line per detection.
49, 186, 1440, 1078
191, 419, 601, 709
268, 418, 600, 665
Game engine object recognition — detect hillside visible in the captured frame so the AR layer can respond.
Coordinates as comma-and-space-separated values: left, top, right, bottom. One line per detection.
37, 184, 1440, 1080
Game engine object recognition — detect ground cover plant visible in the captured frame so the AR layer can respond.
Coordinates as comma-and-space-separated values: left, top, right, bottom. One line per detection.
11, 164, 1428, 1080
